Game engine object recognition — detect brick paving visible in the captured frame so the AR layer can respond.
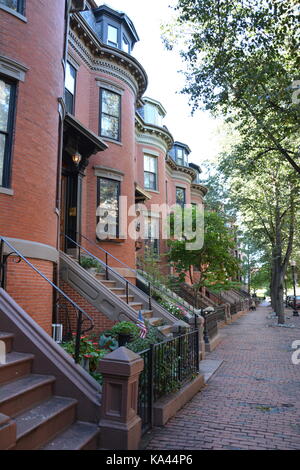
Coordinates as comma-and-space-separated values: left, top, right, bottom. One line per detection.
145, 305, 300, 450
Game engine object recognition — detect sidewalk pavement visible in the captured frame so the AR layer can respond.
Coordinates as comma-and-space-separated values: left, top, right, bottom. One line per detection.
145, 305, 300, 450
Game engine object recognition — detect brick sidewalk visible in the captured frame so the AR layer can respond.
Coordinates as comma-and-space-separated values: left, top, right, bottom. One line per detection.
145, 306, 300, 450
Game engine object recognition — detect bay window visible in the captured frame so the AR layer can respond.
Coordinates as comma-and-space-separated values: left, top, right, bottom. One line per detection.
176, 187, 186, 208
99, 89, 121, 141
0, 0, 24, 14
0, 76, 16, 188
144, 154, 157, 191
96, 177, 120, 239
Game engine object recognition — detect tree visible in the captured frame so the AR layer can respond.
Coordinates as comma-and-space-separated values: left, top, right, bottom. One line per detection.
221, 151, 300, 323
162, 0, 300, 175
168, 209, 240, 306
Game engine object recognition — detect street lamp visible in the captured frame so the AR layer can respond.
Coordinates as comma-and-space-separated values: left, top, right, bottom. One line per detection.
290, 260, 299, 317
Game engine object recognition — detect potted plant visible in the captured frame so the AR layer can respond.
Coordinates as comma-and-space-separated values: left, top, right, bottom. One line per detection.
110, 321, 140, 346
79, 256, 100, 274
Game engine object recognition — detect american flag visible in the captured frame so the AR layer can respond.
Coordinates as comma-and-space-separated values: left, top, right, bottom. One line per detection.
137, 310, 147, 339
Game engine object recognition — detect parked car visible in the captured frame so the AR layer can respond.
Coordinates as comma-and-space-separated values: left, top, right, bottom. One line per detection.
287, 296, 300, 308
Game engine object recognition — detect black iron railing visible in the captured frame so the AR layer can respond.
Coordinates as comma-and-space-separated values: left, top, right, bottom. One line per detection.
0, 237, 93, 363
138, 329, 199, 433
77, 232, 196, 315
62, 233, 192, 321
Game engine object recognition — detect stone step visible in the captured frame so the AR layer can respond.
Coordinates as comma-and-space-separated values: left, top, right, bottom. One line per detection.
140, 310, 153, 319
128, 302, 143, 311
13, 396, 77, 450
95, 273, 106, 280
0, 374, 55, 417
157, 324, 173, 336
0, 352, 34, 385
148, 317, 165, 327
101, 280, 117, 288
118, 295, 135, 303
41, 421, 100, 450
109, 288, 126, 295
0, 332, 14, 354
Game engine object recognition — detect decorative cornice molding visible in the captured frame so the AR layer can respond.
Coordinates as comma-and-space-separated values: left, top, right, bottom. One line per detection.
69, 14, 147, 103
135, 114, 173, 152
191, 183, 208, 197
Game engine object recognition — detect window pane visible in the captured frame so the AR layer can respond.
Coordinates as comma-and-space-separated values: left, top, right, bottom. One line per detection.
65, 62, 76, 94
144, 154, 156, 172
0, 0, 18, 12
97, 178, 119, 237
122, 36, 130, 53
65, 89, 74, 115
101, 115, 119, 140
0, 133, 5, 185
0, 79, 11, 132
102, 90, 120, 117
176, 188, 186, 207
107, 25, 118, 46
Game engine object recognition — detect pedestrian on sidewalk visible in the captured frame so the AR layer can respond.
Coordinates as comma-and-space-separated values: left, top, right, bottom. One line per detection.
250, 299, 256, 311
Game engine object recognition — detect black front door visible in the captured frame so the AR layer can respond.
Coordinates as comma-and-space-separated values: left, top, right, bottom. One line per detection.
61, 170, 79, 251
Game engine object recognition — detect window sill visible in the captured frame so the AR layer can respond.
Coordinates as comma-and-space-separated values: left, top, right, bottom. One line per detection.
96, 237, 126, 244
0, 5, 27, 23
145, 188, 160, 194
0, 187, 14, 196
101, 136, 123, 146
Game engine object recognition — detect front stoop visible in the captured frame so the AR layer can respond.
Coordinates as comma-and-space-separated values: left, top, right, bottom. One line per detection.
0, 329, 100, 450
152, 374, 205, 426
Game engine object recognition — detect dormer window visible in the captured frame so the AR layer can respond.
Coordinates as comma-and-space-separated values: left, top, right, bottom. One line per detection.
176, 148, 184, 166
107, 24, 118, 47
122, 35, 130, 54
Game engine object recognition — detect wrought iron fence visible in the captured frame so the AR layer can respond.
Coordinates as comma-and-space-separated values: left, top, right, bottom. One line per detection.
138, 329, 199, 433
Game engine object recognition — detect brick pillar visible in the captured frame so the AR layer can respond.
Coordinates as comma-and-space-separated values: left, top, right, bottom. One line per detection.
98, 347, 144, 450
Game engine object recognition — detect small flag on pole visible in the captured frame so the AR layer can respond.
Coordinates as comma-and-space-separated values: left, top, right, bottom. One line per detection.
137, 310, 147, 339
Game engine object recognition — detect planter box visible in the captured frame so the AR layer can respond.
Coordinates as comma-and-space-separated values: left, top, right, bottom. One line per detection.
153, 374, 205, 426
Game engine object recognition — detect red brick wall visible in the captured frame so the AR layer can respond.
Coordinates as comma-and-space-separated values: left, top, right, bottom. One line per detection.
5, 258, 54, 335
60, 279, 116, 338
0, 0, 65, 247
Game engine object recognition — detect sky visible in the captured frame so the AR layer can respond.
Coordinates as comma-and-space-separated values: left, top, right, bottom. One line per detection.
95, 0, 223, 173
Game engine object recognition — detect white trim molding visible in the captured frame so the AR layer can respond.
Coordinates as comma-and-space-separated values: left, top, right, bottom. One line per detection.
0, 55, 28, 82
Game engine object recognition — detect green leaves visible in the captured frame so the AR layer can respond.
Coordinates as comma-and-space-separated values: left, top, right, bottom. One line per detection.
163, 0, 300, 174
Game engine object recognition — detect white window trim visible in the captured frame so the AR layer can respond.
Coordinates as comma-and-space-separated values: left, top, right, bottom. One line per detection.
0, 55, 28, 82
0, 4, 27, 22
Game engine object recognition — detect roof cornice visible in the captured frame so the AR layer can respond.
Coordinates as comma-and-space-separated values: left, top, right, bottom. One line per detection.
135, 113, 174, 150
191, 183, 208, 196
165, 154, 197, 179
70, 13, 148, 102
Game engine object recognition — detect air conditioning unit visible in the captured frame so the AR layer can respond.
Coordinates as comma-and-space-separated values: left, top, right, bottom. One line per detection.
71, 0, 87, 12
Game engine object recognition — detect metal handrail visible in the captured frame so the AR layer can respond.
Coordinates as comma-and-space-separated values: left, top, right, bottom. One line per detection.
73, 232, 196, 316
62, 233, 193, 324
0, 237, 94, 363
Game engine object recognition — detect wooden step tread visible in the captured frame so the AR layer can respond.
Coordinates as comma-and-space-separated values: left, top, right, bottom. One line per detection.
15, 396, 77, 440
0, 351, 34, 367
0, 332, 14, 340
0, 374, 55, 405
41, 421, 99, 450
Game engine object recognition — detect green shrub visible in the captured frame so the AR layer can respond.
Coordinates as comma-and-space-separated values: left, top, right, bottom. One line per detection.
110, 321, 140, 337
79, 256, 100, 270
